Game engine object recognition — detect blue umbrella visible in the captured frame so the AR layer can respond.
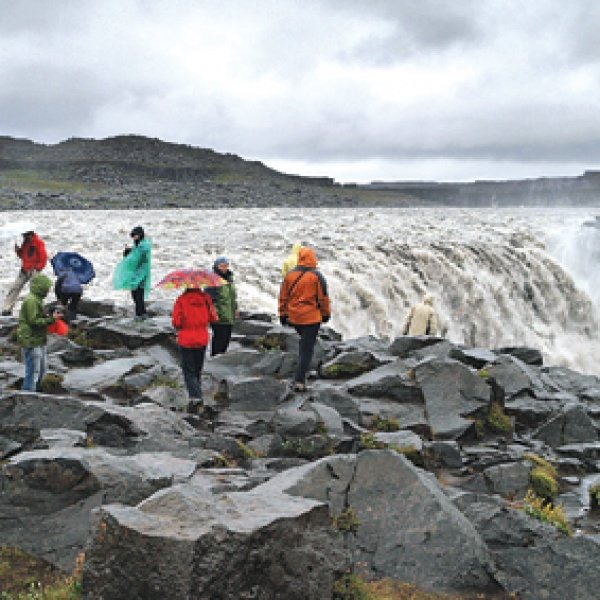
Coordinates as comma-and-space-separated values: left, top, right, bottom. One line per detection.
51, 252, 96, 284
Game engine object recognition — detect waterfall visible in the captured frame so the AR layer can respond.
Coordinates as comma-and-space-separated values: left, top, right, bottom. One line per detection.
0, 207, 598, 373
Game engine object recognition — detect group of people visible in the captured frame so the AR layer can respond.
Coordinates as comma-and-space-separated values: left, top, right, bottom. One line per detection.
2, 226, 438, 407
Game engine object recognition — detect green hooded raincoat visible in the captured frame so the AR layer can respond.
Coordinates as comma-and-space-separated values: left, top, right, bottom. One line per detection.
16, 274, 54, 348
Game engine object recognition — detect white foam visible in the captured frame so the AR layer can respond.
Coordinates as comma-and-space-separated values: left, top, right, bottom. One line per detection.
1, 206, 599, 373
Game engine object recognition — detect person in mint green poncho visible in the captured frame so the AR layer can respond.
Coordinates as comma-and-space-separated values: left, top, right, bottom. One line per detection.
113, 226, 152, 319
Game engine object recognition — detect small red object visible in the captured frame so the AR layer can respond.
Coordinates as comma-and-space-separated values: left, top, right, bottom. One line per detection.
48, 318, 69, 336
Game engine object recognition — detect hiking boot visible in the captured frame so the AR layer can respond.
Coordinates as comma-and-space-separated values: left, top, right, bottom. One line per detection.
293, 382, 307, 393
187, 398, 204, 415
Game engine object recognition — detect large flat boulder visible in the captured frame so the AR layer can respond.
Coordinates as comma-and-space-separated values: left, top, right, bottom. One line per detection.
84, 317, 175, 350
83, 475, 349, 599
388, 335, 444, 358
415, 358, 490, 439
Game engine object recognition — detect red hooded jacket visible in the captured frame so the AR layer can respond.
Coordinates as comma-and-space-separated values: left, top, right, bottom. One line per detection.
172, 289, 218, 348
17, 233, 47, 273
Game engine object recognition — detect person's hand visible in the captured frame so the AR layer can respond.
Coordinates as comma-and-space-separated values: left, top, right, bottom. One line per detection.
280, 315, 288, 326
322, 315, 330, 324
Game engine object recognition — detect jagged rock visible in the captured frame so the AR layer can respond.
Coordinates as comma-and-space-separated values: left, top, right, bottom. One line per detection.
83, 475, 349, 599
226, 376, 288, 411
0, 448, 197, 570
495, 346, 543, 366
505, 394, 563, 428
486, 355, 543, 399
373, 430, 423, 452
306, 402, 344, 436
335, 335, 391, 355
449, 347, 498, 369
84, 317, 176, 350
247, 433, 283, 457
357, 398, 429, 435
454, 492, 600, 600
0, 359, 23, 389
139, 385, 189, 412
412, 340, 456, 361
272, 407, 318, 437
213, 410, 270, 439
311, 387, 361, 423
39, 428, 86, 448
346, 361, 423, 403
0, 434, 22, 459
556, 442, 600, 463
541, 366, 600, 399
415, 358, 490, 440
321, 351, 384, 379
233, 319, 277, 336
426, 441, 463, 469
482, 462, 530, 499
59, 344, 95, 367
388, 335, 444, 358
62, 356, 155, 394
272, 451, 498, 593
77, 299, 122, 318
533, 405, 598, 447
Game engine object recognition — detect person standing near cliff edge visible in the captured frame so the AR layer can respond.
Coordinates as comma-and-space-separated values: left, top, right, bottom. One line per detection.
206, 256, 238, 356
113, 226, 152, 320
403, 293, 439, 336
278, 246, 330, 392
2, 230, 48, 316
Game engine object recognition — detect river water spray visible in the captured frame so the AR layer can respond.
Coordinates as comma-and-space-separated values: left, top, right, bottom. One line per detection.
0, 207, 598, 373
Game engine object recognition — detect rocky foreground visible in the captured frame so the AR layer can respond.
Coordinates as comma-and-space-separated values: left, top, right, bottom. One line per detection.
1, 300, 600, 599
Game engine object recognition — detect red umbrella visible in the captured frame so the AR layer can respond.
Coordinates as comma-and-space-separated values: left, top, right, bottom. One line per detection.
156, 269, 225, 290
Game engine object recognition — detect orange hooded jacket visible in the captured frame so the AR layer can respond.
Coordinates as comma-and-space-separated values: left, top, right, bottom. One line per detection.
278, 247, 330, 325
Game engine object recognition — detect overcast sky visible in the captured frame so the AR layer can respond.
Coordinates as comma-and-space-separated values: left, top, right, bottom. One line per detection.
1, 0, 600, 182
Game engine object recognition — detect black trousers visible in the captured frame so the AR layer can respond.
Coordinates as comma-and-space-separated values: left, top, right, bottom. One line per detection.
211, 323, 232, 356
131, 286, 146, 317
57, 292, 81, 323
180, 346, 206, 399
293, 323, 320, 384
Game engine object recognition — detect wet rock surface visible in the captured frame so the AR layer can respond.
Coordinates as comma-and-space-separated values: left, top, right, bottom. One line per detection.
0, 303, 599, 599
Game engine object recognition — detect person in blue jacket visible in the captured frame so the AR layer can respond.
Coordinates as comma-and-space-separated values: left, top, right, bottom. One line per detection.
55, 267, 83, 323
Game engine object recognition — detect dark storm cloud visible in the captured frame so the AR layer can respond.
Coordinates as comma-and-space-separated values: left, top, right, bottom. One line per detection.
0, 0, 599, 181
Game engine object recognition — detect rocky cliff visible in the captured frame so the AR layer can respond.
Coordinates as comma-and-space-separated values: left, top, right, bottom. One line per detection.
2, 301, 600, 599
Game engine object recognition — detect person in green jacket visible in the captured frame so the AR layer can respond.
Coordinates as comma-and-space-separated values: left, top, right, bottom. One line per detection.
16, 273, 61, 391
206, 256, 238, 356
113, 226, 152, 320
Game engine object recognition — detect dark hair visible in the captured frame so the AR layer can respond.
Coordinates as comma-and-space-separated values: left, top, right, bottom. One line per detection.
130, 226, 145, 239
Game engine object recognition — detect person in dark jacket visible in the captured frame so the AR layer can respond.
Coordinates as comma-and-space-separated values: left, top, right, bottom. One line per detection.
17, 274, 61, 391
278, 247, 331, 392
55, 267, 83, 323
172, 287, 218, 413
2, 230, 48, 316
206, 256, 238, 356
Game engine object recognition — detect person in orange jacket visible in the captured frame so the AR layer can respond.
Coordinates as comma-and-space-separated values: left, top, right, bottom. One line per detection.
278, 246, 331, 392
2, 230, 48, 316
172, 287, 218, 413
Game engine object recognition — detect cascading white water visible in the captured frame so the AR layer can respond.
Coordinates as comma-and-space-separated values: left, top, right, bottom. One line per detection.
0, 207, 598, 373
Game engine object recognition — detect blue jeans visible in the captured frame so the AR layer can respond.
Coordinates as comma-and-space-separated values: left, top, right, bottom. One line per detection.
22, 346, 47, 391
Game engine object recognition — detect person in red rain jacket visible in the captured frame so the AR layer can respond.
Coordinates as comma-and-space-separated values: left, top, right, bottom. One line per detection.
171, 288, 217, 412
2, 230, 48, 316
